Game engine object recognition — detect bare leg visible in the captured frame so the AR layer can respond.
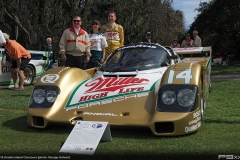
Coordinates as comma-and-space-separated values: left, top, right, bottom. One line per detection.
18, 70, 25, 89
11, 68, 19, 88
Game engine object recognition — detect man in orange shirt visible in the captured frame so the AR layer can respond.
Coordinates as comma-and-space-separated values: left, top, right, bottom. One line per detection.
3, 33, 31, 91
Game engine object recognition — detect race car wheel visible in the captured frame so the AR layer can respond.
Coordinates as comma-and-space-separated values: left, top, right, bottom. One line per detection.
24, 65, 35, 86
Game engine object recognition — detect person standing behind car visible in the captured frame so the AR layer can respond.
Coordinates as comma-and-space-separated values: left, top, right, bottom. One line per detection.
181, 34, 193, 48
2, 33, 31, 91
43, 37, 55, 69
86, 20, 108, 69
59, 15, 91, 69
192, 30, 202, 47
100, 11, 124, 59
170, 39, 180, 48
142, 32, 152, 43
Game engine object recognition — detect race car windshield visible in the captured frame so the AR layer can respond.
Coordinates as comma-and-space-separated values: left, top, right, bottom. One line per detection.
100, 45, 169, 72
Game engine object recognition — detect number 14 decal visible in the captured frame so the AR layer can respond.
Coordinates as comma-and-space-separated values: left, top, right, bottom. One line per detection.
168, 69, 193, 84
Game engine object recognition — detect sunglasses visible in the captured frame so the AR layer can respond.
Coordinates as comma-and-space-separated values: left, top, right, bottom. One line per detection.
92, 23, 99, 25
73, 20, 81, 22
174, 40, 177, 41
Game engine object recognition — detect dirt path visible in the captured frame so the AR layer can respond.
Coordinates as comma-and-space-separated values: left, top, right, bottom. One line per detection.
211, 74, 240, 81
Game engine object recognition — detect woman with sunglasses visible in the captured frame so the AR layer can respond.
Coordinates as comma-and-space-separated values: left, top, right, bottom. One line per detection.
86, 20, 108, 69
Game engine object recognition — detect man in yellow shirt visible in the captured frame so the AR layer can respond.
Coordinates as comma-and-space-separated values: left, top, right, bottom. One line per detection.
100, 11, 124, 60
3, 33, 31, 91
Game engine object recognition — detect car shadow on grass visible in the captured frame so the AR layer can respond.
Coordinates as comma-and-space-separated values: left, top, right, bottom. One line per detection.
2, 115, 74, 134
2, 115, 197, 139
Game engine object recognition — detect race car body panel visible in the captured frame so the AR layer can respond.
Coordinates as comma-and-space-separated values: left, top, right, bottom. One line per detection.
27, 43, 212, 136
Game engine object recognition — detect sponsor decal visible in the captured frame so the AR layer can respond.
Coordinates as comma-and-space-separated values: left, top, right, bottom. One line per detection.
185, 122, 201, 133
188, 116, 201, 125
185, 110, 202, 133
119, 44, 156, 50
41, 74, 59, 83
90, 40, 98, 46
1, 66, 11, 73
84, 77, 148, 93
85, 112, 118, 116
92, 123, 103, 128
193, 110, 201, 118
65, 76, 159, 110
66, 93, 149, 111
173, 47, 201, 51
105, 32, 117, 37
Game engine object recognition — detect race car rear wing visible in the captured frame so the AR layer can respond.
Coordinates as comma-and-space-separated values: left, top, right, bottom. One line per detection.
172, 47, 212, 58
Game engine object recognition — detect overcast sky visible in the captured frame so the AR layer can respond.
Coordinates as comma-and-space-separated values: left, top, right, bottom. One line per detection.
172, 0, 211, 30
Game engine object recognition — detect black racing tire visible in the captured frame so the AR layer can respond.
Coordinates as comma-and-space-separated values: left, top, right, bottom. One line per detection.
24, 65, 35, 86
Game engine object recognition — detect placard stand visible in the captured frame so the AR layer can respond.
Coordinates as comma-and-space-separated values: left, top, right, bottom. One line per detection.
59, 121, 112, 155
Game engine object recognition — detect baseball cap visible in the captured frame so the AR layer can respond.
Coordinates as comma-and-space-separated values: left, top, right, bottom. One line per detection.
186, 33, 190, 36
146, 32, 151, 35
193, 30, 198, 34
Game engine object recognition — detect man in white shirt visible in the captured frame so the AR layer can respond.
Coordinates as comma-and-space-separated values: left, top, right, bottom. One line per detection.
192, 30, 202, 47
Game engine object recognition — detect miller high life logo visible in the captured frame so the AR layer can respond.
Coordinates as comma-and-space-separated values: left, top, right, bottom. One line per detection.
85, 77, 149, 93
79, 77, 148, 102
64, 75, 161, 109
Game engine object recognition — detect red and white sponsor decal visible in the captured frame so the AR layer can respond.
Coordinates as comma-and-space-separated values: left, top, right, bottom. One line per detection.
173, 47, 202, 52
90, 40, 98, 46
105, 32, 117, 37
65, 75, 160, 108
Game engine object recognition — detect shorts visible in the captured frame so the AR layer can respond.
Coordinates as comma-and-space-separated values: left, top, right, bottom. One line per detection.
11, 58, 30, 71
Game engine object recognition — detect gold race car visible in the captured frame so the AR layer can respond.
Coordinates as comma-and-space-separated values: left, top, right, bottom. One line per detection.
27, 43, 212, 136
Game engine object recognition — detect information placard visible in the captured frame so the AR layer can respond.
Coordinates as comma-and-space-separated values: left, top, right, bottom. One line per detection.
59, 121, 112, 155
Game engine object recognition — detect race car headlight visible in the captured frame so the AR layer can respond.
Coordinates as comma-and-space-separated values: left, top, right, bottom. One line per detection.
162, 90, 176, 105
157, 85, 197, 112
29, 86, 60, 108
33, 89, 45, 104
177, 89, 195, 107
46, 90, 58, 103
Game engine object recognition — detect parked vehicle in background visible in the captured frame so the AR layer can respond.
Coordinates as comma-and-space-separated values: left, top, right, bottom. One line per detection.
0, 48, 58, 89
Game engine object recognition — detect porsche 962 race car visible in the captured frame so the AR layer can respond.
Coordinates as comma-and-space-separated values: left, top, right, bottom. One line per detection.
27, 43, 212, 136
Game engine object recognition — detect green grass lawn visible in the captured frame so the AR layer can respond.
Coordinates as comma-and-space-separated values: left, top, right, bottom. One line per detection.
0, 66, 240, 160
211, 62, 240, 75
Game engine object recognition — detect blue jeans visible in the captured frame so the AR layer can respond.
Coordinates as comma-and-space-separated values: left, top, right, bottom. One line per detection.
46, 60, 54, 70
